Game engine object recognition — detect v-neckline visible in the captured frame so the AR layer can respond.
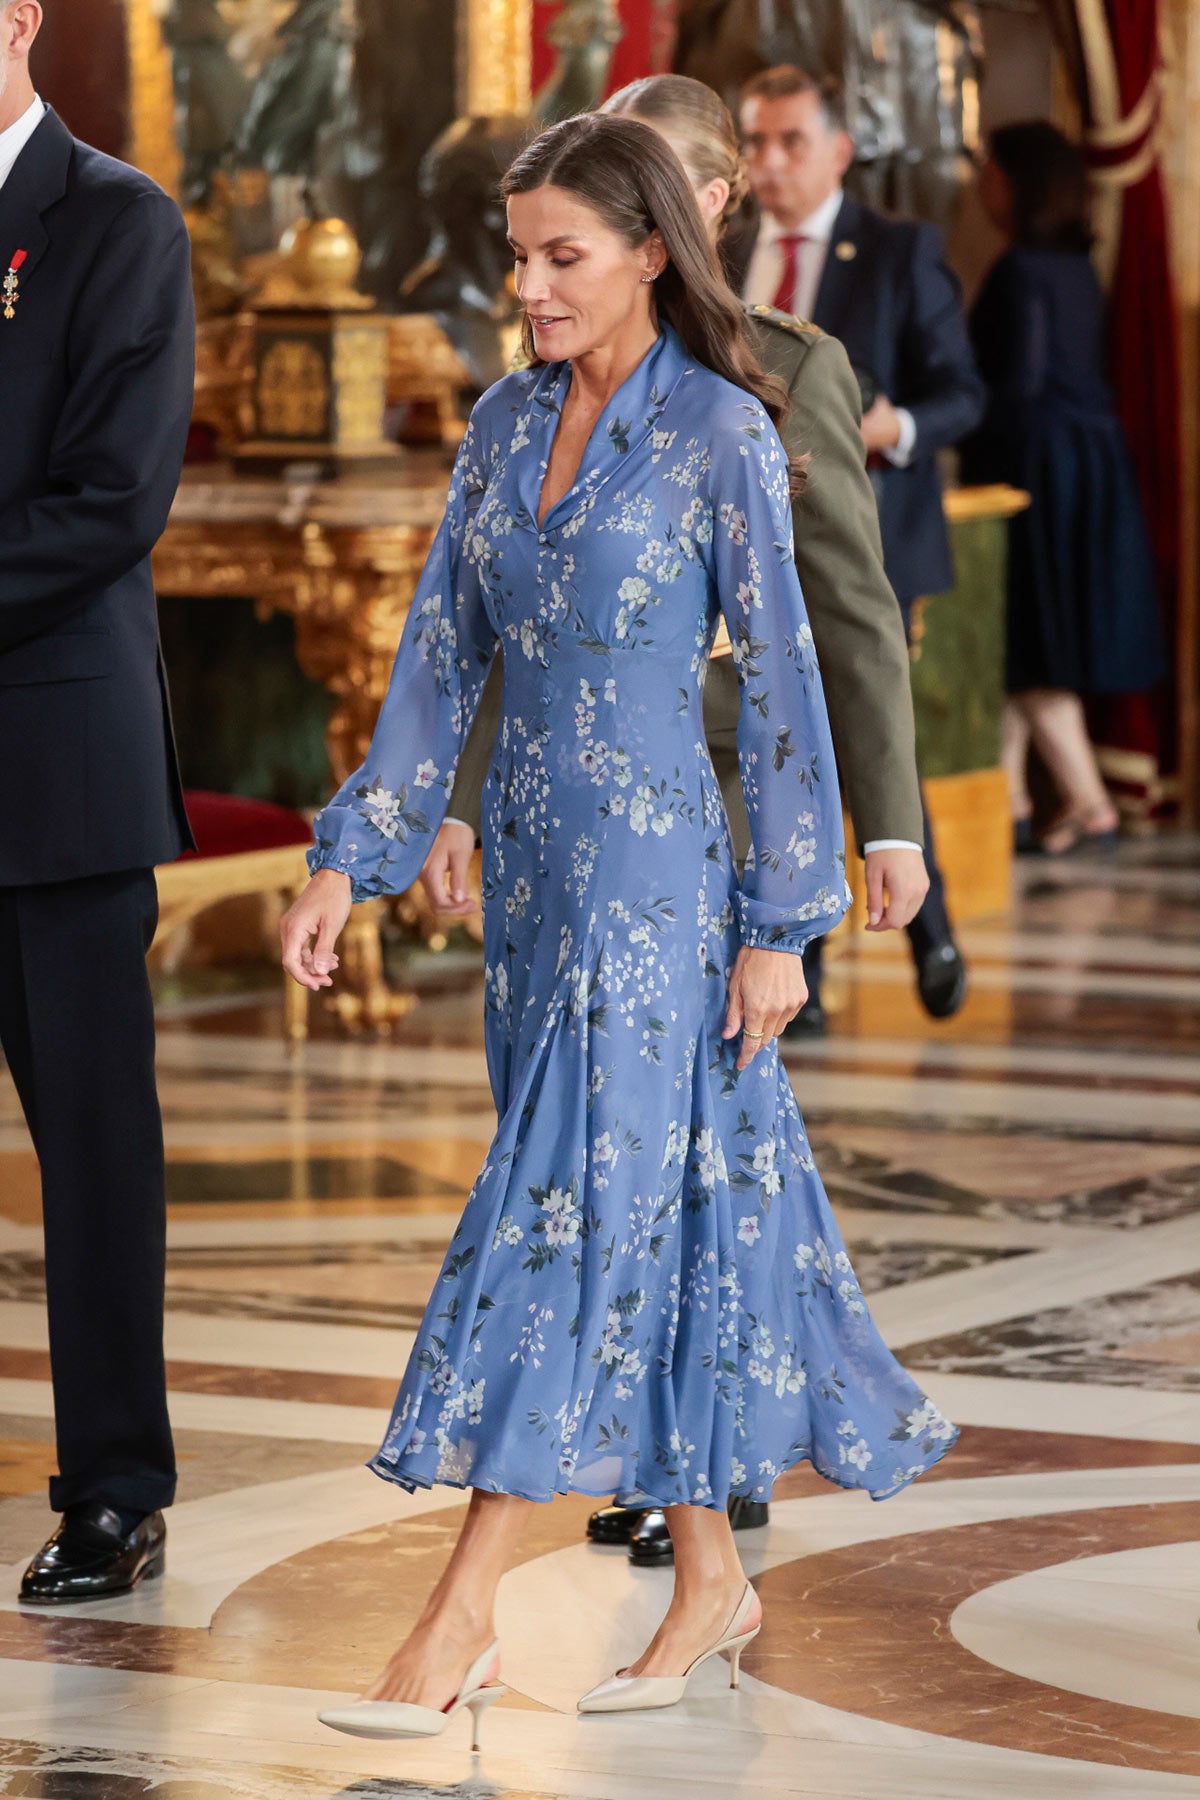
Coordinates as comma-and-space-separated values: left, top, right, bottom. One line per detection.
528, 327, 683, 534
536, 368, 602, 528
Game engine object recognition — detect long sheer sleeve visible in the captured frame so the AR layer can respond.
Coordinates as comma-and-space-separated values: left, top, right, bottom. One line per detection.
309, 412, 499, 900
709, 401, 852, 955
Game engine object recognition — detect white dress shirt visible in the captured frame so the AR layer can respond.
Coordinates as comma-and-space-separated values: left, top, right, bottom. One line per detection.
741, 187, 845, 325
0, 94, 46, 193
741, 186, 917, 471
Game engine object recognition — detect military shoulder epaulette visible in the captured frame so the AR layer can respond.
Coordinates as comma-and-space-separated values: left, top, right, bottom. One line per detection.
747, 302, 822, 340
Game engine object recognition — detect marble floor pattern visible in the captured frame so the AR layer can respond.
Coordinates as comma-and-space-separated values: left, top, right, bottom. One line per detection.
1, 838, 1199, 1798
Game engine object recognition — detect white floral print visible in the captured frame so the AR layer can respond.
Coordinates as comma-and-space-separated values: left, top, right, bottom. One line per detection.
310, 326, 956, 1507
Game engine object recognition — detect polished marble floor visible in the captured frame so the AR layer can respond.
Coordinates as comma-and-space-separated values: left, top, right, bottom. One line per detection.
2, 839, 1200, 1798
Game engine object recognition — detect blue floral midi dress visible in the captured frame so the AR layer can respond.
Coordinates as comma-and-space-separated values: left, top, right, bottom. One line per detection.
310, 324, 957, 1507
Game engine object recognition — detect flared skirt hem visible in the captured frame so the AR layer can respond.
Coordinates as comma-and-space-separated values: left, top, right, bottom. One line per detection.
366, 1421, 960, 1511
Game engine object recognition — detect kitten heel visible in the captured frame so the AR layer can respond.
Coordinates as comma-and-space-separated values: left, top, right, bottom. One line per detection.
728, 1623, 760, 1689
466, 1682, 503, 1753
318, 1640, 504, 1749
578, 1582, 762, 1715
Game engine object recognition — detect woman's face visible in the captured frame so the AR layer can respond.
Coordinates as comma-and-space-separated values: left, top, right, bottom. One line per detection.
979, 157, 1014, 235
507, 185, 664, 364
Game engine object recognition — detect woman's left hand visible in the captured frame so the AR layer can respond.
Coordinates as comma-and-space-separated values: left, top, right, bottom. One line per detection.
722, 945, 809, 1070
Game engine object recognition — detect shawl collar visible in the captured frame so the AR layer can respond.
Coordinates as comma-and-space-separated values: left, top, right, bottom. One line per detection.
509, 323, 692, 535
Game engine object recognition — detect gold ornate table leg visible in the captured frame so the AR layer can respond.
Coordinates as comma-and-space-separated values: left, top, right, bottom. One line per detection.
154, 490, 448, 1037
285, 519, 439, 1033
328, 898, 416, 1035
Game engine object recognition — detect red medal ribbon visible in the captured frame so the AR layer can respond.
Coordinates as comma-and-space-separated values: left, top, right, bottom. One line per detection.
3, 249, 25, 319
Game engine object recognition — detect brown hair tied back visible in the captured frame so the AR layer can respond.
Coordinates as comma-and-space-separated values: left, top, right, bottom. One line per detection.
500, 113, 804, 495
603, 75, 749, 234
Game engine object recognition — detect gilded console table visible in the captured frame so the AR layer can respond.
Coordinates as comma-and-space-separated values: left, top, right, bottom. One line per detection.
155, 458, 451, 1032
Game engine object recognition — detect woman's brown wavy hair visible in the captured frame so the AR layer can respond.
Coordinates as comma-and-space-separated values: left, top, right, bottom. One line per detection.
500, 113, 802, 492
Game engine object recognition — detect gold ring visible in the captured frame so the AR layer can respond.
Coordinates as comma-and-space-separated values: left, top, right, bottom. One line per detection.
743, 1030, 764, 1039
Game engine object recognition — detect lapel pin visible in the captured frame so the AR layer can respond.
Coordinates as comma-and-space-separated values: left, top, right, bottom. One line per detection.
835, 240, 857, 262
3, 248, 27, 321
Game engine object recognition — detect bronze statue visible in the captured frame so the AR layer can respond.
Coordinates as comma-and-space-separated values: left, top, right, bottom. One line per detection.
674, 0, 983, 232
397, 115, 531, 393
533, 0, 624, 125
234, 0, 354, 208
328, 0, 460, 306
163, 0, 251, 206
385, 0, 626, 379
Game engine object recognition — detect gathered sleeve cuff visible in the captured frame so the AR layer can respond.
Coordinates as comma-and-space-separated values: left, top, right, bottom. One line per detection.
709, 400, 853, 956
308, 411, 498, 901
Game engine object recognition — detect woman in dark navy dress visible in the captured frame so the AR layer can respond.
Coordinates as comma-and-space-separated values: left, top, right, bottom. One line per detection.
963, 123, 1166, 854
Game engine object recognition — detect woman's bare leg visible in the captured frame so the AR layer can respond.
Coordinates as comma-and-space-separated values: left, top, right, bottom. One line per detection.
1002, 697, 1034, 823
1022, 689, 1118, 839
624, 1504, 757, 1678
364, 1489, 534, 1707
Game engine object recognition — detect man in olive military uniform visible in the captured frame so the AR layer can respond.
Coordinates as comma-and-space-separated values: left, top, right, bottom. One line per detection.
417, 301, 927, 1564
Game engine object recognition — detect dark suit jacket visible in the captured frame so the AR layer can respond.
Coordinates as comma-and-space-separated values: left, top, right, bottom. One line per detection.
0, 107, 195, 886
725, 197, 984, 603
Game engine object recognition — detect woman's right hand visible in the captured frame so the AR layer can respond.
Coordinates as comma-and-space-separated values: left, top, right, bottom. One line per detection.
419, 820, 478, 917
280, 869, 352, 990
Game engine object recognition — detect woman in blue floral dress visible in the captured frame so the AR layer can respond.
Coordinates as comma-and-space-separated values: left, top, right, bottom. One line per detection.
283, 114, 956, 1741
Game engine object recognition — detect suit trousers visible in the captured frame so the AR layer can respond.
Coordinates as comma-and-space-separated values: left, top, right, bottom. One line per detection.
805, 594, 951, 989
0, 869, 176, 1514
897, 594, 951, 958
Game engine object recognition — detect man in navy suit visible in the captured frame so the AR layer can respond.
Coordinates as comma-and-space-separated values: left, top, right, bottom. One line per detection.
727, 64, 984, 1021
0, 0, 195, 1600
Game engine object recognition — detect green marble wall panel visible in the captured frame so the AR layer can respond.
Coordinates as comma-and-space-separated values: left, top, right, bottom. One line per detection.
911, 514, 1008, 779
158, 596, 333, 810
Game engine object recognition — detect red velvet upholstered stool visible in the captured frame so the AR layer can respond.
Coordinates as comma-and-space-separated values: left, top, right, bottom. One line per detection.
155, 791, 313, 1042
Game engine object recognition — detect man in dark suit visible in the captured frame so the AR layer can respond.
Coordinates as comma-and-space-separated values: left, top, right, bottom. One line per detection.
727, 64, 985, 1020
0, 0, 195, 1601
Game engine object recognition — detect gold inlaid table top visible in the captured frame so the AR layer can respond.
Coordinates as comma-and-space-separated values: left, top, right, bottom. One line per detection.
943, 482, 1031, 523
168, 452, 453, 533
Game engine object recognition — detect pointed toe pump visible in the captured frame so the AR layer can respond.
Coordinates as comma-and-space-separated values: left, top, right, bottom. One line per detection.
577, 1582, 761, 1715
318, 1642, 505, 1753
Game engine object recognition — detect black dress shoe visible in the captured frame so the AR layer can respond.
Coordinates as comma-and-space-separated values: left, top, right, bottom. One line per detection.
19, 1504, 166, 1606
914, 939, 967, 1020
627, 1496, 771, 1565
727, 1495, 770, 1531
628, 1507, 673, 1565
586, 1502, 649, 1545
1013, 816, 1037, 856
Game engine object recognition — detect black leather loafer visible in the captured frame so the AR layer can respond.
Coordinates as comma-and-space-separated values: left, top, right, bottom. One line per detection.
628, 1507, 673, 1565
627, 1496, 771, 1564
586, 1503, 649, 1546
19, 1504, 166, 1606
727, 1495, 770, 1531
915, 939, 968, 1020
